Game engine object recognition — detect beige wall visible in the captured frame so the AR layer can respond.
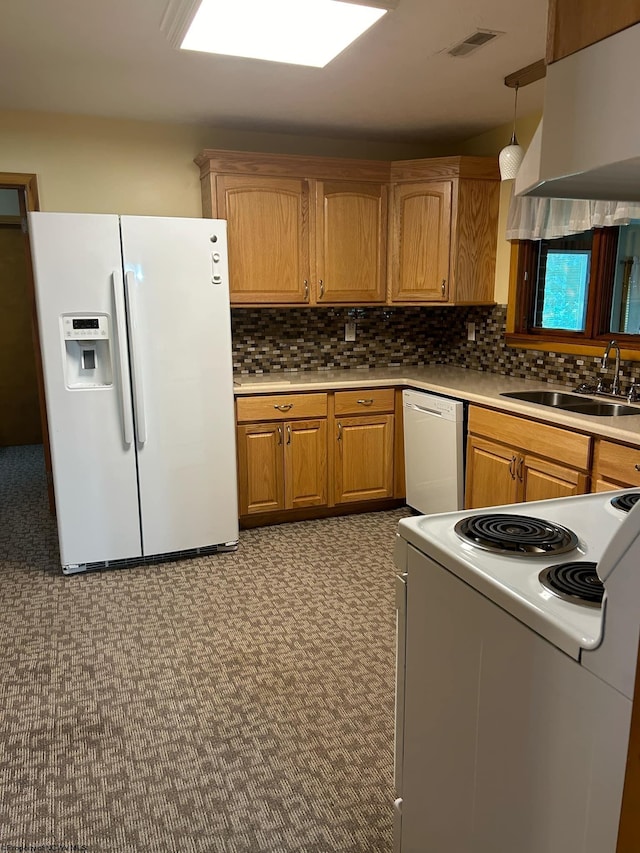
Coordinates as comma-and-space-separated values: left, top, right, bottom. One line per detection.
455, 111, 542, 304
1, 110, 440, 217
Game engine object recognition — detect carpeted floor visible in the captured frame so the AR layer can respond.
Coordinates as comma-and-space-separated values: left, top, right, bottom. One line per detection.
0, 444, 409, 852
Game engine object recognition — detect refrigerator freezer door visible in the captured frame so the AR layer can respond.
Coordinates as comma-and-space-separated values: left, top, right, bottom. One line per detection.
29, 212, 142, 568
120, 216, 239, 555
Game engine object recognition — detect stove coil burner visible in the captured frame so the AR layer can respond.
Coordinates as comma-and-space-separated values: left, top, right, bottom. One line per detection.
610, 492, 640, 513
539, 561, 604, 608
454, 514, 579, 555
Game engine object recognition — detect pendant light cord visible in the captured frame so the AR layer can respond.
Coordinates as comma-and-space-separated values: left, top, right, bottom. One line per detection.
510, 84, 519, 146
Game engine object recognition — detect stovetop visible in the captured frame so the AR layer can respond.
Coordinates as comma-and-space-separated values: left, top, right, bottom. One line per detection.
397, 490, 638, 659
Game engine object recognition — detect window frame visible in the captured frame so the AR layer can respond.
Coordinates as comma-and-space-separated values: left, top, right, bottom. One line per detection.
506, 226, 640, 358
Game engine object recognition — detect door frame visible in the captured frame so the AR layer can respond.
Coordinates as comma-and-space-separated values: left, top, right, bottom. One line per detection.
0, 172, 54, 511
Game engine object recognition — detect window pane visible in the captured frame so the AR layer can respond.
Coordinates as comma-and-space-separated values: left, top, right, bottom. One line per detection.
610, 221, 640, 335
533, 233, 592, 332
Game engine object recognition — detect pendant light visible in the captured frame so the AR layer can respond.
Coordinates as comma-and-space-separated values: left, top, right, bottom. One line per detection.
499, 83, 524, 180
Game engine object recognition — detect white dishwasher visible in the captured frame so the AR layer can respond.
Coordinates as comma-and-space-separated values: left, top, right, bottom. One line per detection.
402, 389, 464, 514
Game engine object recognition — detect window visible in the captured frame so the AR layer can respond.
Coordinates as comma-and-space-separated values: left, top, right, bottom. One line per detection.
507, 223, 640, 353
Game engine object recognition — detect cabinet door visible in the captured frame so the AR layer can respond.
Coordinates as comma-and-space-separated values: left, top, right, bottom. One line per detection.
334, 414, 394, 504
284, 419, 328, 509
390, 181, 451, 303
237, 422, 285, 515
519, 454, 588, 502
315, 180, 387, 303
217, 175, 310, 304
465, 436, 518, 510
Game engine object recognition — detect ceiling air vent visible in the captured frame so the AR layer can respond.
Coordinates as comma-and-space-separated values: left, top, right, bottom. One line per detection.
446, 29, 503, 58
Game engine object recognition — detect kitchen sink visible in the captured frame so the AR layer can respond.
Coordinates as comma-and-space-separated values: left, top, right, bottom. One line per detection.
500, 390, 592, 407
501, 390, 640, 417
560, 402, 640, 417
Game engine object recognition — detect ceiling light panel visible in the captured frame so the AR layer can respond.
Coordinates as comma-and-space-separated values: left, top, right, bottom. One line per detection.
178, 0, 388, 67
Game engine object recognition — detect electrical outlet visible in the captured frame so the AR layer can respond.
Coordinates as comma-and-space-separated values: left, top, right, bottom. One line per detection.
467, 321, 476, 342
345, 322, 356, 342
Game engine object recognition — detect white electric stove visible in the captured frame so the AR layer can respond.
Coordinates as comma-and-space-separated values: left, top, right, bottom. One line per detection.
393, 489, 640, 853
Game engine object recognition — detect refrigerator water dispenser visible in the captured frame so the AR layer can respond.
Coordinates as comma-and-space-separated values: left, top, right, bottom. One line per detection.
61, 314, 113, 389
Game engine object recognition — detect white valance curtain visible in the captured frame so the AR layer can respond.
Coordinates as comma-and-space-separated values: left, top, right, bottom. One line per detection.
506, 195, 640, 241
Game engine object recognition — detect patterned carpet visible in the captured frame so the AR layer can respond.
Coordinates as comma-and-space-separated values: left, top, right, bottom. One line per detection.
0, 445, 409, 853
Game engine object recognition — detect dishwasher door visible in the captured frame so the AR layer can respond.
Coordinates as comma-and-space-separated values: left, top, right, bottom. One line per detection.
402, 389, 464, 514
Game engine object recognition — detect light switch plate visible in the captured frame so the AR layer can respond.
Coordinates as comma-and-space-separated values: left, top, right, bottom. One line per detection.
467, 322, 476, 342
345, 322, 356, 342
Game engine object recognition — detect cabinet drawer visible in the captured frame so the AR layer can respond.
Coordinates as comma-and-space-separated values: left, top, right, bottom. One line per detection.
236, 393, 328, 423
594, 439, 640, 487
468, 406, 591, 471
334, 388, 395, 415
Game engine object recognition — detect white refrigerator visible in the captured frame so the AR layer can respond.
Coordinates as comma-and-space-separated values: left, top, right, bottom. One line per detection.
29, 212, 239, 574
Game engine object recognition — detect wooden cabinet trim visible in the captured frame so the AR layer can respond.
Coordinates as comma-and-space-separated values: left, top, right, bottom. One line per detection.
390, 156, 500, 183
236, 393, 328, 423
195, 149, 390, 182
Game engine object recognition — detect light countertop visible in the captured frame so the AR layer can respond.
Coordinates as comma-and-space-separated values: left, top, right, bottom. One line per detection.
233, 366, 640, 446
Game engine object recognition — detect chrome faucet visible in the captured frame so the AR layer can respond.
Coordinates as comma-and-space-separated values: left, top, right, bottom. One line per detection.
601, 339, 622, 396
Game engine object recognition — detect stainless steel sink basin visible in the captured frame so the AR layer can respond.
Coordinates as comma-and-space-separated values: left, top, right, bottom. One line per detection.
500, 390, 592, 407
500, 390, 640, 416
560, 402, 640, 417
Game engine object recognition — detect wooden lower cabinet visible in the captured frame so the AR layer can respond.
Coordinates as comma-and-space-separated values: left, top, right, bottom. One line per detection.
592, 439, 640, 491
237, 418, 327, 515
334, 414, 395, 503
465, 436, 519, 509
236, 388, 402, 524
466, 406, 591, 509
520, 454, 588, 502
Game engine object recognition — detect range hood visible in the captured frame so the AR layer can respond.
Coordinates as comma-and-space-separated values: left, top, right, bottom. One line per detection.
515, 22, 640, 202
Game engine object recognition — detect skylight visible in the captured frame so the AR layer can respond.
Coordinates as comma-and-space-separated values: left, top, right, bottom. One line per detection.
180, 0, 388, 68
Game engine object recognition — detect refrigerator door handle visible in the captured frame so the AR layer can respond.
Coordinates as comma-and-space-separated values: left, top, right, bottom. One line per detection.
124, 270, 147, 444
111, 270, 134, 445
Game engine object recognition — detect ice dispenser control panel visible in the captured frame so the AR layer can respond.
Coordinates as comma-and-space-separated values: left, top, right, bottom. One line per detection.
61, 314, 112, 389
63, 315, 109, 340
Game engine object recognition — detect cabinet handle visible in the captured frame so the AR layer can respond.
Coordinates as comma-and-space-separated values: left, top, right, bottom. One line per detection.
274, 403, 293, 412
319, 279, 324, 299
337, 422, 342, 441
357, 399, 374, 406
635, 464, 640, 472
286, 424, 291, 445
516, 457, 524, 482
304, 279, 309, 301
509, 455, 516, 480
277, 426, 283, 445
441, 279, 446, 296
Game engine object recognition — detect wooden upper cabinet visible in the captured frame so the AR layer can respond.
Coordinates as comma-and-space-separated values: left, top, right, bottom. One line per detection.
195, 150, 499, 307
547, 0, 640, 63
315, 180, 387, 304
215, 174, 310, 305
389, 157, 499, 306
195, 149, 389, 307
390, 181, 451, 303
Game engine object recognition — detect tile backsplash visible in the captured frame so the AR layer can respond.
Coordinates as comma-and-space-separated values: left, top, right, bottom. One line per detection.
231, 305, 640, 389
